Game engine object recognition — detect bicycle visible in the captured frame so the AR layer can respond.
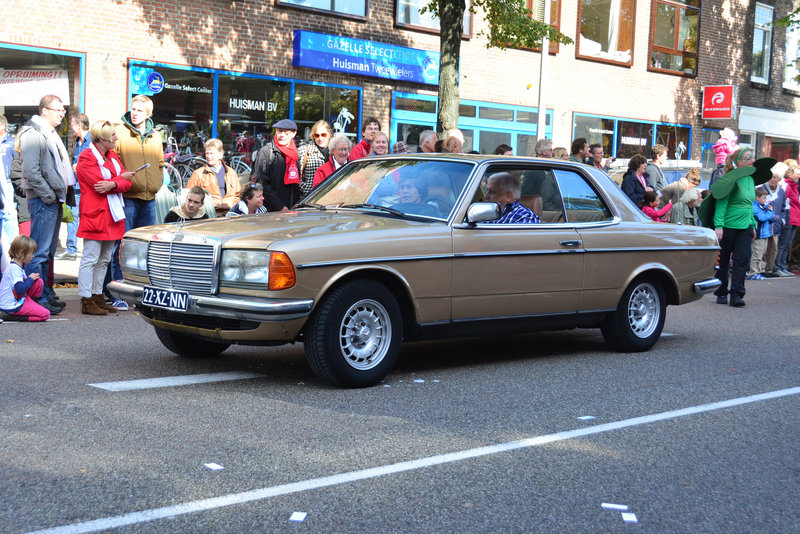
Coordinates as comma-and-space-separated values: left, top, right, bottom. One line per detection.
229, 154, 252, 177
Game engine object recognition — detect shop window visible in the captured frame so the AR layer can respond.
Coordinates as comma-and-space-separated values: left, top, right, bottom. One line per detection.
616, 120, 653, 159
655, 124, 690, 160
130, 65, 214, 154
294, 83, 360, 142
394, 96, 436, 113
649, 0, 700, 76
216, 75, 290, 156
396, 0, 471, 35
461, 129, 475, 153
784, 24, 800, 91
278, 0, 366, 18
516, 110, 541, 125
0, 46, 82, 143
577, 0, 635, 65
700, 128, 718, 171
751, 3, 773, 84
480, 131, 511, 155
479, 107, 514, 122
458, 104, 476, 118
395, 123, 434, 152
573, 115, 615, 155
517, 133, 537, 157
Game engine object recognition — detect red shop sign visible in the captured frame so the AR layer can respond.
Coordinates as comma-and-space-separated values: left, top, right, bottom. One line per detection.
702, 86, 736, 120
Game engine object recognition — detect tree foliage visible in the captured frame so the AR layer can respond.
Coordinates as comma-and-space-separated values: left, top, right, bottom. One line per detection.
424, 0, 572, 138
774, 7, 800, 84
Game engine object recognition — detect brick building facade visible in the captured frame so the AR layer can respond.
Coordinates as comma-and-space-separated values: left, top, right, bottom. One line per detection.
1, 0, 798, 167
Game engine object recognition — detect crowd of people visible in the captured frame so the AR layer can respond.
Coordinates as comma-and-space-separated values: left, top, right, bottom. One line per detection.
1, 95, 798, 321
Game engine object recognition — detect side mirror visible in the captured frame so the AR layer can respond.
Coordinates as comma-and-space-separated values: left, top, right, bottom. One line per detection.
466, 202, 501, 224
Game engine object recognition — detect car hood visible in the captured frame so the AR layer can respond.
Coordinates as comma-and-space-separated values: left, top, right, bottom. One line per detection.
124, 208, 448, 251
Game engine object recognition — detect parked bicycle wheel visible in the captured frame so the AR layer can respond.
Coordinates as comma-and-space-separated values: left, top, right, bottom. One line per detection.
164, 164, 182, 191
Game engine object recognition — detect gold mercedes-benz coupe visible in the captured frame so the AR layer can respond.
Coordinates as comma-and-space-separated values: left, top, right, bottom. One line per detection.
110, 154, 720, 387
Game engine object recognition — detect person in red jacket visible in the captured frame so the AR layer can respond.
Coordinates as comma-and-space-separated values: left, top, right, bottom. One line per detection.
348, 117, 380, 161
75, 120, 134, 315
313, 133, 352, 188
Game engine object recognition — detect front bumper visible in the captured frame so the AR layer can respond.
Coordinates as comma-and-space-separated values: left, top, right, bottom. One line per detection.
692, 277, 722, 295
107, 280, 314, 322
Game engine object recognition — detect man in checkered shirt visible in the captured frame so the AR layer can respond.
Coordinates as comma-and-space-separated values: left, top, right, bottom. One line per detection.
484, 172, 541, 224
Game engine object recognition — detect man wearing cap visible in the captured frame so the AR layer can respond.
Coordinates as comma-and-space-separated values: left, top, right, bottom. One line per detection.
253, 119, 300, 212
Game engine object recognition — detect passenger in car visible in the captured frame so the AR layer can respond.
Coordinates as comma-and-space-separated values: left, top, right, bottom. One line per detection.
483, 172, 541, 224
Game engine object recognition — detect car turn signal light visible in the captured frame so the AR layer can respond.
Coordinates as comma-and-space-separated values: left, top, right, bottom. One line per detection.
269, 252, 296, 290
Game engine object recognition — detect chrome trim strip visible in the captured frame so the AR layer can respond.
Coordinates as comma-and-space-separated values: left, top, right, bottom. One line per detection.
108, 281, 314, 322
297, 249, 584, 269
451, 310, 578, 323
297, 254, 453, 269
585, 246, 721, 253
693, 277, 722, 294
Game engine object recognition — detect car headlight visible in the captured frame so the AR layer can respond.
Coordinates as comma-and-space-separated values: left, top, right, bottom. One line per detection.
120, 238, 148, 275
220, 250, 269, 285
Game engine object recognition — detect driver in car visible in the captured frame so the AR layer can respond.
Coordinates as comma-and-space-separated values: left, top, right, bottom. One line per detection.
484, 172, 541, 224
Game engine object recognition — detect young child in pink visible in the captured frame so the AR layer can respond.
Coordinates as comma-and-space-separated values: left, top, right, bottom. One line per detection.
641, 190, 673, 222
0, 235, 51, 322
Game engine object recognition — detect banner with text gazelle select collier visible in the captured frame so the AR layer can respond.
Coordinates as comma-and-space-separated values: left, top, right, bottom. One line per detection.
292, 30, 440, 86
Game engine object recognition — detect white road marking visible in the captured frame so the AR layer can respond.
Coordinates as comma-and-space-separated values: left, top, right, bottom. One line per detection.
26, 386, 800, 534
621, 512, 638, 523
601, 503, 628, 511
87, 372, 264, 392
203, 463, 224, 471
289, 511, 307, 522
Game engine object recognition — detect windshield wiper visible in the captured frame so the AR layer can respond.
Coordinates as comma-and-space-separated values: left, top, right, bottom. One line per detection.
293, 202, 327, 211
340, 203, 407, 218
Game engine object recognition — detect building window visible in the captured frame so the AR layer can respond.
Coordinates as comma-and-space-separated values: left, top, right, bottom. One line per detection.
279, 0, 366, 18
784, 24, 800, 90
395, 0, 471, 34
752, 3, 773, 84
577, 0, 636, 65
521, 0, 562, 53
293, 83, 360, 142
649, 0, 700, 76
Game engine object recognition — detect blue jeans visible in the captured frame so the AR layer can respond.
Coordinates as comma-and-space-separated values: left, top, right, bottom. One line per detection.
108, 198, 155, 283
26, 197, 62, 302
65, 190, 80, 254
774, 224, 797, 271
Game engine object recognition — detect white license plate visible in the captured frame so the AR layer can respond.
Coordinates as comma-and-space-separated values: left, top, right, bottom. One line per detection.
141, 286, 190, 311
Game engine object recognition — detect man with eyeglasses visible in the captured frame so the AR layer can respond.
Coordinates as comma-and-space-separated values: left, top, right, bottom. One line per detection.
252, 118, 300, 212
17, 95, 77, 314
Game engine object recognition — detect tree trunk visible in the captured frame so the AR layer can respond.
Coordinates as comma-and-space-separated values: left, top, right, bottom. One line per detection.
436, 0, 466, 138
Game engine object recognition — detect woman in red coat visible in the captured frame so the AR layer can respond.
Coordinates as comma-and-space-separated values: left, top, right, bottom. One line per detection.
75, 120, 134, 315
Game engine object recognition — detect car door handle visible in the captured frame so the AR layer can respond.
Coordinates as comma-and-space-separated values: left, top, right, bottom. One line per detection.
560, 240, 582, 247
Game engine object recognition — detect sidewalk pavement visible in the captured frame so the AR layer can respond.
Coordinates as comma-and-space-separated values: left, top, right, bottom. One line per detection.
53, 221, 80, 286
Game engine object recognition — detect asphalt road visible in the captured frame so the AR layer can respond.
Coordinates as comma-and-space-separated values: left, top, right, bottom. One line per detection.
1, 277, 798, 533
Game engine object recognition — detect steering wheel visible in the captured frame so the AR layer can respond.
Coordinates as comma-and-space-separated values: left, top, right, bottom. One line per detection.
423, 195, 453, 214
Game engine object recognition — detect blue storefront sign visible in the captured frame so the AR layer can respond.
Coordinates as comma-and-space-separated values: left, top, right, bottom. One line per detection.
293, 30, 440, 86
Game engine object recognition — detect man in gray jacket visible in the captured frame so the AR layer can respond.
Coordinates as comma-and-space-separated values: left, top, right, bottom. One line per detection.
18, 95, 75, 313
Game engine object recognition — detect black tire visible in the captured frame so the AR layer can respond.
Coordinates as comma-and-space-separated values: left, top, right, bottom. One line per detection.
305, 280, 403, 388
154, 327, 230, 358
601, 277, 666, 352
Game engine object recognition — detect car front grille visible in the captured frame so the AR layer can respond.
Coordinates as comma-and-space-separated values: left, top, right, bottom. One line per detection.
147, 241, 216, 295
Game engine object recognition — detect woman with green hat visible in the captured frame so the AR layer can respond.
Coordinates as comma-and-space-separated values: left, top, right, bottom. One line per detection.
701, 148, 776, 307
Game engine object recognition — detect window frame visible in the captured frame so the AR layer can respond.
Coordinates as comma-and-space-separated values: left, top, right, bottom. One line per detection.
276, 0, 369, 22
784, 23, 800, 91
576, 0, 637, 67
647, 0, 700, 77
751, 2, 774, 85
516, 0, 563, 54
393, 0, 473, 37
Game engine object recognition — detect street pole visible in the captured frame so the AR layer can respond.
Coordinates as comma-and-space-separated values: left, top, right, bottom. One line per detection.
536, 0, 551, 145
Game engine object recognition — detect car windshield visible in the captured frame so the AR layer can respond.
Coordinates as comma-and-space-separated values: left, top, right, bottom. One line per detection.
305, 158, 476, 220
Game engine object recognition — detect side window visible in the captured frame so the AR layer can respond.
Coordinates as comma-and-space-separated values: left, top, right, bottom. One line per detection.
553, 169, 613, 223
478, 166, 566, 223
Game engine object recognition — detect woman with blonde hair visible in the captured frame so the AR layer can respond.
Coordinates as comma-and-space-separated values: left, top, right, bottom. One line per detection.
75, 120, 135, 315
297, 120, 333, 195
368, 131, 390, 156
